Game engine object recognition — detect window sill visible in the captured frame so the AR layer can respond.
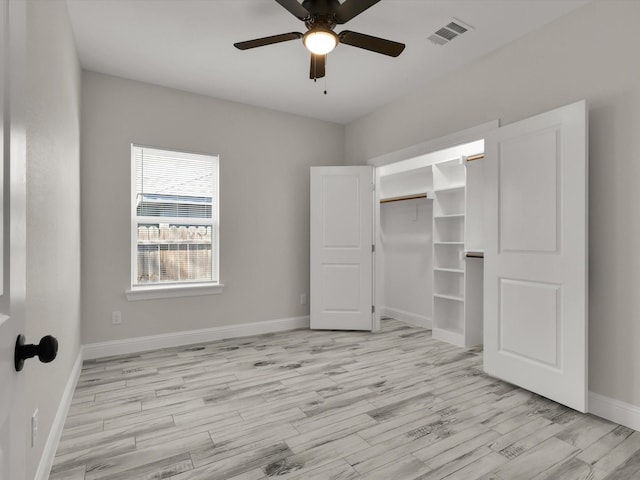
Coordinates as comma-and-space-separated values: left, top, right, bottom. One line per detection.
125, 282, 224, 301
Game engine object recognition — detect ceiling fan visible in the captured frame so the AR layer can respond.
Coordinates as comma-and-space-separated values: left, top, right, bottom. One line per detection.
234, 0, 405, 80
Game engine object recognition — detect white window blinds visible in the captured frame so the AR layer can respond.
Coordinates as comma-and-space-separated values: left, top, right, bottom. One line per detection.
131, 145, 219, 287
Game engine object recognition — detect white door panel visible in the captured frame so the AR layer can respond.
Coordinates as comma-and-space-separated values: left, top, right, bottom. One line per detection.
0, 1, 26, 478
498, 127, 560, 253
499, 279, 560, 367
484, 100, 588, 412
311, 166, 373, 331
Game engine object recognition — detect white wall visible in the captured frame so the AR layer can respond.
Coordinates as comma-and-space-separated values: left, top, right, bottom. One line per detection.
345, 0, 640, 408
25, 0, 82, 477
81, 72, 344, 344
380, 199, 433, 327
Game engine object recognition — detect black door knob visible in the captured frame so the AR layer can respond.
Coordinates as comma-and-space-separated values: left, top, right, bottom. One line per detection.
14, 334, 58, 372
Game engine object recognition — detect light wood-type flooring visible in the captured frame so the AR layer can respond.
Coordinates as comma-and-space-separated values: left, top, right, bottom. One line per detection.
50, 319, 640, 480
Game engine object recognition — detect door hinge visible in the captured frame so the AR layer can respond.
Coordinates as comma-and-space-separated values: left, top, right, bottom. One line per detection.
372, 244, 375, 253
372, 305, 375, 314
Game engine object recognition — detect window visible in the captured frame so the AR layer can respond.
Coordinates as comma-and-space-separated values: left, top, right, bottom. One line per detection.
129, 145, 220, 297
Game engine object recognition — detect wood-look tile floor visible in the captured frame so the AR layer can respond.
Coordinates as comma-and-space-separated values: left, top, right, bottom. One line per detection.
50, 319, 640, 480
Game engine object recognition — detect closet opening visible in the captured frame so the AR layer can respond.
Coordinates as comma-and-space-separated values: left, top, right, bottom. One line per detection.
375, 139, 485, 348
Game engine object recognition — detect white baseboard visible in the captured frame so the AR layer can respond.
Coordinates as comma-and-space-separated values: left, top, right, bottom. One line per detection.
82, 315, 310, 360
589, 391, 640, 432
382, 307, 432, 329
35, 349, 83, 480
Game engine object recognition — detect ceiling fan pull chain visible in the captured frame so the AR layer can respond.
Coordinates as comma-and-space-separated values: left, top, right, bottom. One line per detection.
312, 54, 317, 81
323, 55, 328, 94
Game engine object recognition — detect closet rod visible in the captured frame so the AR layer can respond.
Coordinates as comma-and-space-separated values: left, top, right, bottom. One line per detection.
466, 154, 485, 162
380, 193, 428, 204
465, 251, 484, 258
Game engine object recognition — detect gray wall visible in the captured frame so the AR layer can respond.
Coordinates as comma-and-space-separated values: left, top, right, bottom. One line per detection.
81, 72, 344, 343
25, 0, 82, 477
345, 0, 640, 408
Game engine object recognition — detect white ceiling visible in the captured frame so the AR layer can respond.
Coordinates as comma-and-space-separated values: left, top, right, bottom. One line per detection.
66, 0, 590, 124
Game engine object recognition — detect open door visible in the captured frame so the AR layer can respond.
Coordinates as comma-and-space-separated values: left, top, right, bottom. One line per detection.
310, 166, 374, 331
0, 1, 27, 478
484, 100, 588, 412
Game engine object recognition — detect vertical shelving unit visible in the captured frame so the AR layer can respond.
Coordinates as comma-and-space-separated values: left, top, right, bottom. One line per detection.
463, 155, 485, 347
432, 157, 482, 347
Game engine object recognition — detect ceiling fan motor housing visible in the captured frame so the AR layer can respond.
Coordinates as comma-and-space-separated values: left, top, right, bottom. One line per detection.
302, 0, 340, 31
302, 0, 342, 18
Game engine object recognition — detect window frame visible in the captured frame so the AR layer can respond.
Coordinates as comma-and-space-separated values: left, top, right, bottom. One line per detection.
127, 144, 223, 300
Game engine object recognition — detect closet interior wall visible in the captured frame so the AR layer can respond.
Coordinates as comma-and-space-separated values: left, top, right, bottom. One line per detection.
380, 197, 433, 328
379, 166, 434, 328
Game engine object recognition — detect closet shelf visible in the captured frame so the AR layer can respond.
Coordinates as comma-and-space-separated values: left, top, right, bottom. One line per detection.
434, 293, 464, 302
434, 214, 465, 219
434, 267, 464, 273
437, 157, 464, 168
434, 241, 464, 245
434, 184, 465, 194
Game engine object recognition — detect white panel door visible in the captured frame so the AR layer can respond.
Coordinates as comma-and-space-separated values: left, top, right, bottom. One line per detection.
0, 0, 27, 478
484, 100, 588, 412
310, 166, 374, 331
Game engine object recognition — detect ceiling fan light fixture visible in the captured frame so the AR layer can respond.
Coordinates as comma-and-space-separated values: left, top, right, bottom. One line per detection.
303, 29, 338, 55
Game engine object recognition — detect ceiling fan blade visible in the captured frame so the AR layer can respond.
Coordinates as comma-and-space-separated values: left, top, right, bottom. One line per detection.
338, 30, 405, 57
274, 0, 310, 20
334, 0, 382, 24
234, 32, 303, 50
310, 54, 326, 79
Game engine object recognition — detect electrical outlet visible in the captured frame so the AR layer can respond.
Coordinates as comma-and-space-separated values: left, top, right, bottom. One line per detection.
111, 310, 122, 325
299, 293, 308, 305
31, 409, 38, 447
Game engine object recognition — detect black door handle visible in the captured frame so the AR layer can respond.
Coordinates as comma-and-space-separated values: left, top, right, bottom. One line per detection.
14, 334, 58, 372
